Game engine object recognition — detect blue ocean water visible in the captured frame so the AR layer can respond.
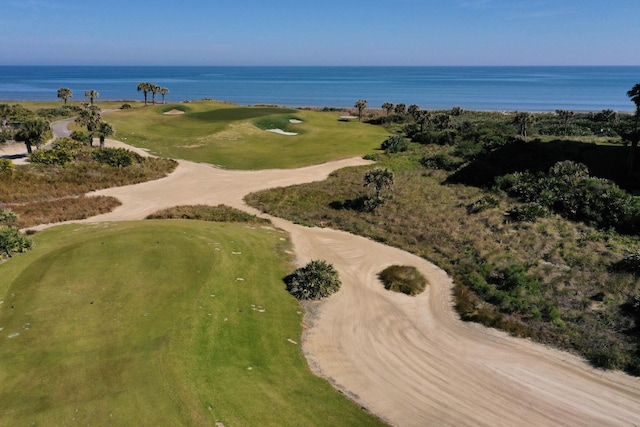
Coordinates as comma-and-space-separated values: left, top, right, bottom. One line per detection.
0, 66, 638, 112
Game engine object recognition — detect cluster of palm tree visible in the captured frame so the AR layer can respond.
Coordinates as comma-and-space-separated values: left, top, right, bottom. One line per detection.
136, 82, 169, 106
76, 105, 113, 148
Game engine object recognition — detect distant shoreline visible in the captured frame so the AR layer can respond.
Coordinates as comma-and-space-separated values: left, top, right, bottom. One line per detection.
1, 65, 637, 111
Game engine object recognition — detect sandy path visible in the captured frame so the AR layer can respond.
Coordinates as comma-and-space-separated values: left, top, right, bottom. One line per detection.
27, 137, 640, 426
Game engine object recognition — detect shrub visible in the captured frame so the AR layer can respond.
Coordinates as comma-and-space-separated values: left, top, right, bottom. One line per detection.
121, 103, 132, 109
378, 265, 428, 296
92, 147, 143, 167
70, 130, 88, 142
146, 204, 271, 225
467, 195, 500, 214
420, 153, 460, 171
0, 209, 18, 224
0, 158, 14, 177
52, 137, 85, 151
284, 260, 341, 300
505, 203, 549, 222
381, 135, 409, 153
0, 227, 31, 258
612, 252, 640, 276
29, 148, 75, 165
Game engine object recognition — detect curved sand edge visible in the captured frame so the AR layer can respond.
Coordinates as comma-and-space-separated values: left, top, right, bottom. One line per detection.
25, 135, 640, 426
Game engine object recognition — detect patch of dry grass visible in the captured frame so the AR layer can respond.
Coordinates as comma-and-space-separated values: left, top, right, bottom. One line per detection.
7, 196, 121, 228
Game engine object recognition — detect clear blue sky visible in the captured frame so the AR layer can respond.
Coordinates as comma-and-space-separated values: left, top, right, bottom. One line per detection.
1, 0, 638, 66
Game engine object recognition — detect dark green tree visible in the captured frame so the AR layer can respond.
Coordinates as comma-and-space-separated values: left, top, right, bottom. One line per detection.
513, 112, 534, 141
555, 109, 574, 137
84, 89, 99, 106
15, 117, 50, 154
137, 82, 151, 106
159, 87, 169, 104
364, 168, 394, 212
57, 87, 73, 105
96, 121, 114, 149
626, 83, 640, 174
354, 99, 368, 121
381, 102, 394, 116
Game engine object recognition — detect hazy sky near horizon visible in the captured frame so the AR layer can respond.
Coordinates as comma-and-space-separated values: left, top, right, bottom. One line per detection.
1, 0, 638, 66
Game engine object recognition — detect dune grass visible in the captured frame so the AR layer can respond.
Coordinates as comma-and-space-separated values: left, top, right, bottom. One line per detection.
104, 101, 389, 169
0, 221, 384, 426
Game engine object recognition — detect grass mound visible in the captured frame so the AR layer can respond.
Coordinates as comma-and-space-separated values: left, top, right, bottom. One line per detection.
0, 221, 383, 426
378, 265, 428, 296
147, 204, 271, 225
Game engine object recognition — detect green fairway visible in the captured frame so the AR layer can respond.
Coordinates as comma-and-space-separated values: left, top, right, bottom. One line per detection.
104, 101, 389, 169
0, 221, 384, 426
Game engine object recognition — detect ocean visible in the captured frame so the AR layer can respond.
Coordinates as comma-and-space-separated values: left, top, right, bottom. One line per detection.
0, 66, 638, 112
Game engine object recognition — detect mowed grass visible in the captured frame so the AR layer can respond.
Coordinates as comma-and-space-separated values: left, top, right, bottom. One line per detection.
104, 101, 389, 169
0, 221, 384, 426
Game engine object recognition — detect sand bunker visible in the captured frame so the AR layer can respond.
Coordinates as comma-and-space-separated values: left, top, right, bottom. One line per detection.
266, 129, 297, 136
163, 109, 185, 115
289, 119, 303, 123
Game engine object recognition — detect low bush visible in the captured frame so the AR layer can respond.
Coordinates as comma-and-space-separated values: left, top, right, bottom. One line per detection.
467, 195, 500, 214
420, 153, 460, 171
378, 265, 428, 296
147, 204, 271, 225
284, 260, 341, 300
0, 158, 14, 176
381, 135, 409, 153
92, 147, 143, 167
29, 147, 75, 165
0, 227, 31, 258
505, 203, 549, 222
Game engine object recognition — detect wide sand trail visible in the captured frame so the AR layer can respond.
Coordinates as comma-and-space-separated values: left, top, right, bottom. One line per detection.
26, 137, 640, 426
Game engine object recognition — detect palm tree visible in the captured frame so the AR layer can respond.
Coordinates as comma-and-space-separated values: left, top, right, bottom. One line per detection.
57, 87, 73, 105
15, 118, 50, 154
364, 168, 394, 212
354, 99, 368, 121
381, 102, 394, 116
513, 112, 534, 141
415, 110, 431, 132
150, 84, 161, 105
137, 82, 151, 106
394, 103, 407, 116
96, 121, 114, 149
555, 109, 574, 137
76, 108, 102, 146
627, 83, 640, 132
626, 83, 640, 174
84, 90, 99, 106
407, 104, 421, 120
159, 87, 169, 104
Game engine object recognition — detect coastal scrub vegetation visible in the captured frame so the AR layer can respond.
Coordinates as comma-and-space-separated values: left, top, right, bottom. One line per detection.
146, 204, 271, 225
0, 137, 176, 227
247, 92, 640, 374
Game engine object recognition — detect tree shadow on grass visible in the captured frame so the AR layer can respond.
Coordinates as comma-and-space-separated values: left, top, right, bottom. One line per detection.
447, 139, 638, 192
329, 195, 369, 212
